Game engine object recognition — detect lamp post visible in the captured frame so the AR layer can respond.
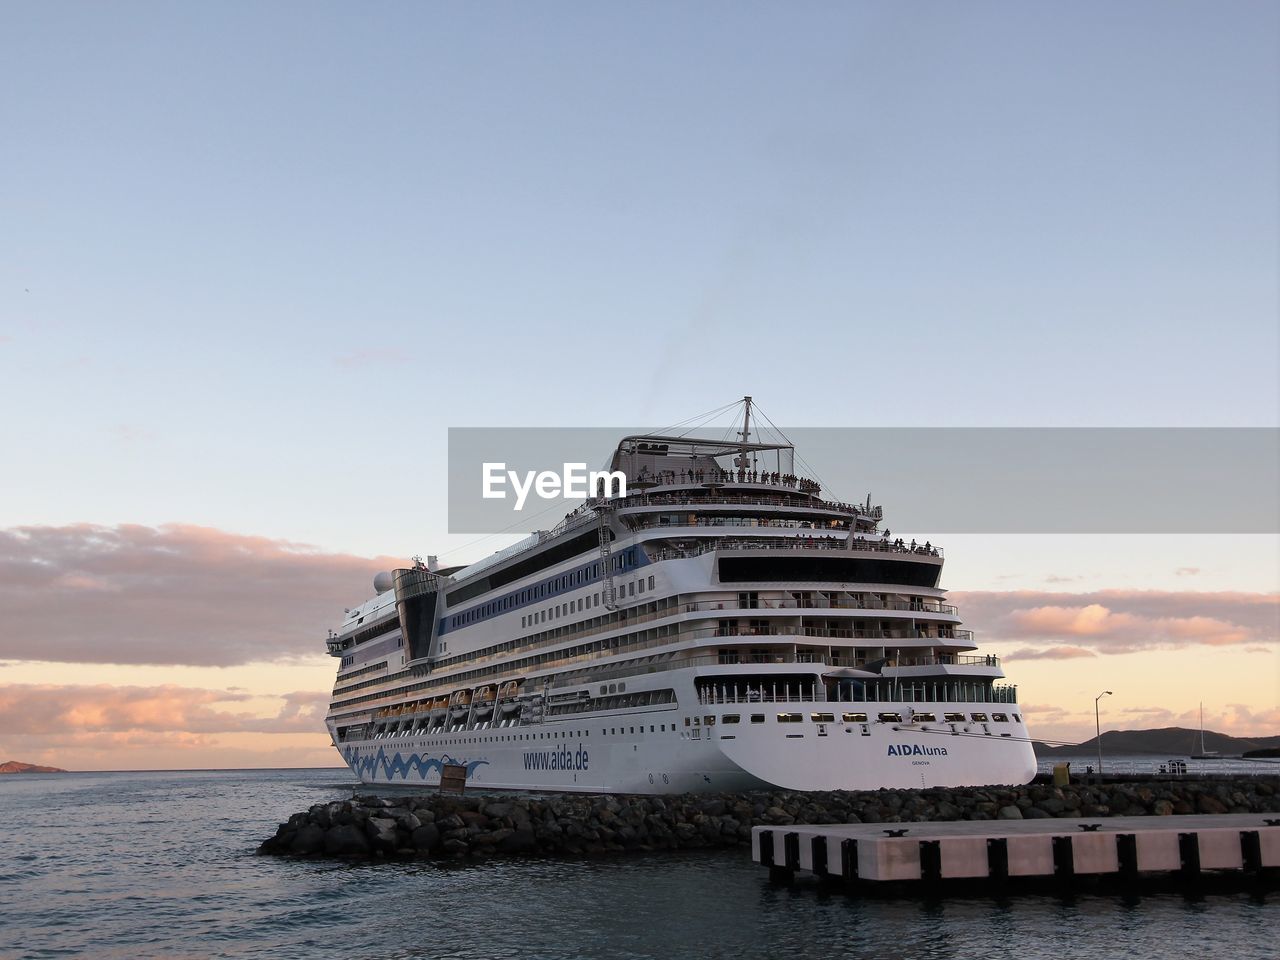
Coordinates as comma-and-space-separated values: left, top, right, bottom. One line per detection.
1095, 690, 1113, 779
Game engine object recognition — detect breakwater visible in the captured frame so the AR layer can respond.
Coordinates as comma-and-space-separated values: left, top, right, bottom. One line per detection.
258, 778, 1280, 860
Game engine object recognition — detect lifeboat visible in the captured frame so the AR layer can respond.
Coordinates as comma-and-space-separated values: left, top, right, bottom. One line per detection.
497, 681, 523, 715
447, 689, 472, 718
471, 685, 496, 719
428, 696, 448, 718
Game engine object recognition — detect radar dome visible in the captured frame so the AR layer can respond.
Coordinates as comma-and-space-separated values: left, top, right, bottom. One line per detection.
373, 571, 394, 594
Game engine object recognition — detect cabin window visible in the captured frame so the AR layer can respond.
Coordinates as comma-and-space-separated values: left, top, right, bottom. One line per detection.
971, 713, 988, 722
944, 712, 965, 723
878, 712, 902, 723
722, 714, 740, 724
992, 713, 1009, 722
842, 712, 868, 723
914, 712, 937, 723
648, 576, 655, 590
811, 713, 834, 723
777, 713, 802, 723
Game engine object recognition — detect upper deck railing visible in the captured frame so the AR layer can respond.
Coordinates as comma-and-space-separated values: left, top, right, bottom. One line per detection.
647, 535, 942, 560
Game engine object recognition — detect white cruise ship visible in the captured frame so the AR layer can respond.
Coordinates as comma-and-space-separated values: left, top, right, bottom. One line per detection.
324, 399, 1037, 793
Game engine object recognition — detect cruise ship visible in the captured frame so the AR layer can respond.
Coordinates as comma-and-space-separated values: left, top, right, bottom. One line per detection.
323, 399, 1037, 793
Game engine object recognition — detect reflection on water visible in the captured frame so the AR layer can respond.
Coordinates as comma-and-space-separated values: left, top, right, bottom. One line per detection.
0, 769, 1274, 960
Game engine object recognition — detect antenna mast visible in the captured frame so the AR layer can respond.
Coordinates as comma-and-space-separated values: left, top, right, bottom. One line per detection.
735, 395, 757, 471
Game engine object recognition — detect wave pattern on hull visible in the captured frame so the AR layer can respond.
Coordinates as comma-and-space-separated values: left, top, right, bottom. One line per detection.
344, 747, 489, 782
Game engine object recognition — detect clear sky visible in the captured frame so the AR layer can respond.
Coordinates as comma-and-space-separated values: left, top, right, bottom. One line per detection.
1, 2, 1276, 769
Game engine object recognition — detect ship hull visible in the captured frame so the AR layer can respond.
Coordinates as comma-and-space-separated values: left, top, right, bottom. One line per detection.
334, 698, 1036, 794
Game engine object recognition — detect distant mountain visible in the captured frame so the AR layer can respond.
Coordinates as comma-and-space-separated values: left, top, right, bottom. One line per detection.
0, 760, 68, 774
1033, 727, 1280, 757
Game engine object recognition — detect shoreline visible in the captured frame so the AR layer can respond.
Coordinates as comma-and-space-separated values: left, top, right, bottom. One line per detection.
259, 776, 1280, 861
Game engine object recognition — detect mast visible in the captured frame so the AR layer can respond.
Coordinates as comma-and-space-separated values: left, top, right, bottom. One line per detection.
735, 395, 757, 471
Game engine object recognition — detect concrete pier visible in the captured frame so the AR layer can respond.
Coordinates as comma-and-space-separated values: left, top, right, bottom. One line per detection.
753, 814, 1280, 892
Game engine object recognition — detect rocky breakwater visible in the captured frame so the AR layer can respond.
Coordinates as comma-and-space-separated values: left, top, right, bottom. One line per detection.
259, 778, 1280, 860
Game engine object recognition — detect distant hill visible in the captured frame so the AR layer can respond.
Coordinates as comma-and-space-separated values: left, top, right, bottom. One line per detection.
0, 760, 68, 774
1033, 727, 1280, 757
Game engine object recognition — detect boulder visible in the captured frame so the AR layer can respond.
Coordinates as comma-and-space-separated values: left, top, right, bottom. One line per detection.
324, 824, 370, 856
997, 805, 1023, 820
393, 811, 422, 832
498, 828, 537, 854
1196, 794, 1228, 815
289, 823, 326, 854
411, 823, 440, 852
365, 816, 400, 853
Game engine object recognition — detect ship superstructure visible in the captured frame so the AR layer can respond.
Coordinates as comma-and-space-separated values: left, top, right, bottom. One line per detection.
323, 399, 1036, 792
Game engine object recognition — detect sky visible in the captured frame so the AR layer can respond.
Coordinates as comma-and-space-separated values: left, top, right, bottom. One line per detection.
1, 1, 1276, 770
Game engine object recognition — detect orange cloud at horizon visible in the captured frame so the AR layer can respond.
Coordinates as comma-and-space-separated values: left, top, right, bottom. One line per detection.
0, 523, 1275, 770
0, 682, 345, 771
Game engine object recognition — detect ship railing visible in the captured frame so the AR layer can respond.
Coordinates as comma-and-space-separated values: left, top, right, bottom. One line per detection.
629, 517, 853, 533
697, 689, 820, 705
433, 597, 969, 675
430, 623, 983, 695
710, 625, 974, 643
616, 471, 823, 496
647, 537, 942, 561
691, 678, 1019, 706
615, 493, 865, 514
677, 597, 959, 615
891, 653, 998, 667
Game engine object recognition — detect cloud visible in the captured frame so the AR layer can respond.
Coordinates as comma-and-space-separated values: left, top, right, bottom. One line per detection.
1176, 567, 1201, 576
952, 589, 1279, 657
1004, 645, 1097, 661
0, 683, 331, 735
0, 524, 401, 666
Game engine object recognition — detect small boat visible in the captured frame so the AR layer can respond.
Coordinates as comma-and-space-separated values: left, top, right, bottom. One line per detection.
472, 685, 496, 718
497, 681, 523, 714
428, 696, 449, 718
447, 689, 472, 718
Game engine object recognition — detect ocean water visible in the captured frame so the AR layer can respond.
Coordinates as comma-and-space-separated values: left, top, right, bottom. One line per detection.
1, 768, 1275, 960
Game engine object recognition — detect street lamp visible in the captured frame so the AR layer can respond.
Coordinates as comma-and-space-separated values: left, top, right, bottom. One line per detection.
1095, 690, 1113, 779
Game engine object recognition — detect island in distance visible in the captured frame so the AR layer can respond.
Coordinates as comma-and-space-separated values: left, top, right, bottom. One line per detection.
1033, 727, 1280, 757
0, 760, 68, 774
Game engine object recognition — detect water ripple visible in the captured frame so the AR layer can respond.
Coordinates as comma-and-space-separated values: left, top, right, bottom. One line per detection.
0, 769, 1275, 960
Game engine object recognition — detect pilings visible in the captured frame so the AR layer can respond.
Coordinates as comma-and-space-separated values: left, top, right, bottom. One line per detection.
752, 814, 1280, 893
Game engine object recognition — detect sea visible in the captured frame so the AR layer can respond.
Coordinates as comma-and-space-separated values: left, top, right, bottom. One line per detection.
1, 767, 1276, 960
